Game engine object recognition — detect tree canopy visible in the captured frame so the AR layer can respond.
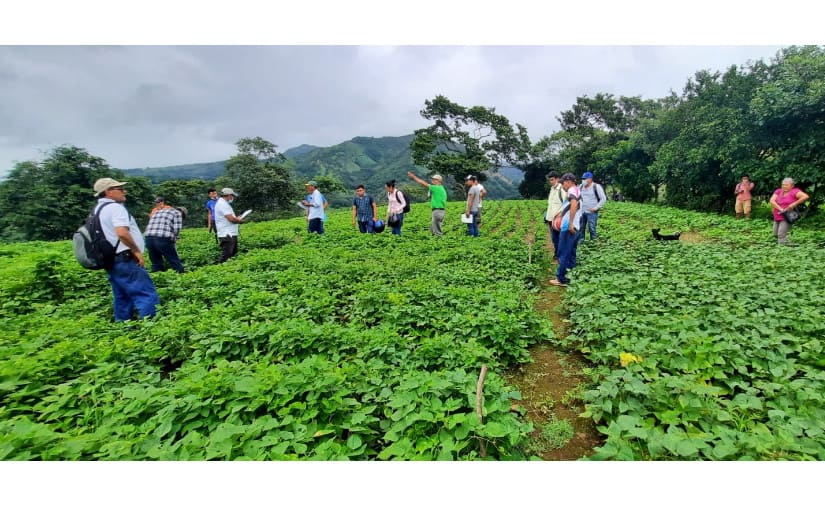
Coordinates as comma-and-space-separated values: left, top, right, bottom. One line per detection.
410, 95, 530, 193
0, 146, 153, 241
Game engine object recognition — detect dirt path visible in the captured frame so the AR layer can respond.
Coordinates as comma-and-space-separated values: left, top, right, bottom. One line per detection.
503, 223, 602, 459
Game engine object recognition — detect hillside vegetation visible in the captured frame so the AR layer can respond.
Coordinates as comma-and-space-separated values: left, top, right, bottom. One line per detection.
122, 135, 522, 200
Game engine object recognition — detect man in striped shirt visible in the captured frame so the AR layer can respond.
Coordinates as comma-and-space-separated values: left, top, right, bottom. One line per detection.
144, 196, 185, 273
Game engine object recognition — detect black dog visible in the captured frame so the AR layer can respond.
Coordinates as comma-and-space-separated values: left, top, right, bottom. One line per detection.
652, 228, 681, 241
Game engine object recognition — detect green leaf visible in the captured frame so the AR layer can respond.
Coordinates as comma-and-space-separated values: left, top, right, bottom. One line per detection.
346, 434, 362, 450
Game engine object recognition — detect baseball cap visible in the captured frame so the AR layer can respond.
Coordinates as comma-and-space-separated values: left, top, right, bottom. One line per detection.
431, 174, 443, 181
154, 196, 165, 203
93, 178, 128, 196
561, 173, 576, 182
465, 175, 477, 181
305, 180, 318, 187
220, 187, 238, 196
583, 171, 594, 179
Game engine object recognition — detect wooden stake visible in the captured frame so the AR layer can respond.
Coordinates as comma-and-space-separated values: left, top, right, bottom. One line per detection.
476, 363, 488, 458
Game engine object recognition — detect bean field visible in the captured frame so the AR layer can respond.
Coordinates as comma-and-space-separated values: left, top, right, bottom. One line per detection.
1, 200, 823, 460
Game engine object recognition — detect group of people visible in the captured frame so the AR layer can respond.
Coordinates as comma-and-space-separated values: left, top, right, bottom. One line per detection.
735, 174, 811, 245
544, 170, 607, 288
89, 167, 812, 322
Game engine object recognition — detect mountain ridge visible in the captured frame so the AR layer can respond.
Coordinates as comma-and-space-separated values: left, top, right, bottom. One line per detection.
122, 134, 524, 199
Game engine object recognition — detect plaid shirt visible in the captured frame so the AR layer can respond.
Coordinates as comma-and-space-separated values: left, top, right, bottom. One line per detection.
353, 194, 374, 221
144, 207, 183, 240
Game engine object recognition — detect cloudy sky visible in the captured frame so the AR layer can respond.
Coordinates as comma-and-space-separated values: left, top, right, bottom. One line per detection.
0, 1, 810, 175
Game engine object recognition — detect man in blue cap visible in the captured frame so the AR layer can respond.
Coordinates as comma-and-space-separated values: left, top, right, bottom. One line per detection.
579, 171, 606, 241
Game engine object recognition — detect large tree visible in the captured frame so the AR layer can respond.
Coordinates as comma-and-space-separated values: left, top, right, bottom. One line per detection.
219, 137, 298, 216
749, 45, 825, 210
410, 95, 530, 194
0, 146, 152, 241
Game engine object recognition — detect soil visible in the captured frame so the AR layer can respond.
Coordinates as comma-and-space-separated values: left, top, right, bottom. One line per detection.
502, 222, 603, 460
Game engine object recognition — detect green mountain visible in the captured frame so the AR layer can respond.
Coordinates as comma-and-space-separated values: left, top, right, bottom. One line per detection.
122, 160, 227, 182
121, 135, 522, 200
287, 135, 521, 200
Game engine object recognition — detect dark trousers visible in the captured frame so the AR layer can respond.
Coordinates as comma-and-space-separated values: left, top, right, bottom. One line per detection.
357, 220, 374, 233
146, 236, 184, 273
308, 218, 324, 234
219, 235, 238, 263
550, 226, 561, 259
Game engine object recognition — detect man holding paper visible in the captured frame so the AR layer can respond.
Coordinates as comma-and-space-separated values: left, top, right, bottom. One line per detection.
214, 187, 247, 263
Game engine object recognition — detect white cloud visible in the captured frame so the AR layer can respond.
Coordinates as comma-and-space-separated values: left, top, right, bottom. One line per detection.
0, 44, 786, 174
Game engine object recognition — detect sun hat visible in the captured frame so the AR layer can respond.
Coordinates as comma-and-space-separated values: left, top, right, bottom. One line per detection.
220, 187, 238, 196
431, 174, 443, 181
93, 178, 128, 196
583, 171, 594, 179
561, 173, 576, 182
305, 180, 318, 187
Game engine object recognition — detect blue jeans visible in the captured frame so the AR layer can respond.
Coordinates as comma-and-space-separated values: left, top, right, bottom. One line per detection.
466, 210, 480, 237
580, 210, 599, 240
146, 236, 184, 273
358, 220, 374, 233
308, 218, 324, 234
106, 254, 160, 321
390, 213, 404, 235
556, 229, 580, 284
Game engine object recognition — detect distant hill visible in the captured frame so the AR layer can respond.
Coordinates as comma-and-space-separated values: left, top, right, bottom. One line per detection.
122, 160, 227, 182
121, 134, 522, 200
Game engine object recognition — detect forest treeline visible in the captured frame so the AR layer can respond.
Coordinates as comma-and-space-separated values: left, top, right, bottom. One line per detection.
0, 45, 822, 242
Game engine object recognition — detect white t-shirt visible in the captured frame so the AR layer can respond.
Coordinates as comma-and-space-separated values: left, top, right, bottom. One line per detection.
214, 197, 239, 237
96, 198, 144, 254
477, 184, 486, 207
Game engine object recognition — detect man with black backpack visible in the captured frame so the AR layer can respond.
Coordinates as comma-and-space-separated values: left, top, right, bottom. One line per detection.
579, 171, 606, 241
92, 178, 160, 322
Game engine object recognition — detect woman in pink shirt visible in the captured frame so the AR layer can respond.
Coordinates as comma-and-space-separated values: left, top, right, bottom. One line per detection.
385, 180, 407, 236
769, 177, 809, 244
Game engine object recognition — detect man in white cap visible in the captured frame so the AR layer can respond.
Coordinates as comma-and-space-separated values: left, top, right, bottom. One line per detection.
92, 177, 160, 321
407, 170, 447, 235
302, 181, 325, 234
214, 187, 246, 262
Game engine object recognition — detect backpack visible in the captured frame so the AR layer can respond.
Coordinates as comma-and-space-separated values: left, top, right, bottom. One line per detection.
73, 203, 117, 270
581, 182, 603, 203
395, 190, 411, 213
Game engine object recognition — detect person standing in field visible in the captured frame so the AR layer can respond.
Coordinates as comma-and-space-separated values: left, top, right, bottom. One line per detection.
550, 173, 582, 287
464, 175, 481, 237
206, 188, 218, 237
144, 196, 185, 273
407, 171, 447, 236
385, 179, 406, 236
770, 177, 810, 245
302, 181, 325, 234
734, 174, 755, 219
351, 184, 378, 233
92, 177, 160, 321
214, 187, 246, 262
544, 171, 567, 264
578, 171, 606, 241
476, 177, 487, 225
